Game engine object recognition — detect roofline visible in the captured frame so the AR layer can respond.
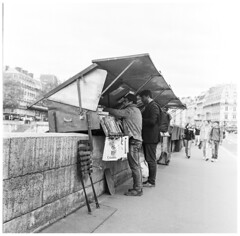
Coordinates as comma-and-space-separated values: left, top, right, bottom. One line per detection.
92, 53, 149, 63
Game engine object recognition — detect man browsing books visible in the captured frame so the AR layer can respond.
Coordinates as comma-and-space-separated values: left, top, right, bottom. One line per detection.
104, 94, 143, 196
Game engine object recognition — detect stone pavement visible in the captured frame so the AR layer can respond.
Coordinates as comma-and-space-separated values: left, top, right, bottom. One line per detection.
40, 144, 238, 233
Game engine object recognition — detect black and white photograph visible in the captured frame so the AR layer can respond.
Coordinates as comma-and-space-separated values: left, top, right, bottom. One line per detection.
1, 0, 239, 234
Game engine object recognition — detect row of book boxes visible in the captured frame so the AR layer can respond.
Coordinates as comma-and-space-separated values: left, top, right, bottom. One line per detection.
47, 100, 100, 132
98, 111, 129, 161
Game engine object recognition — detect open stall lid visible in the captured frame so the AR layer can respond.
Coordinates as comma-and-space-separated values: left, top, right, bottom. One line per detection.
29, 53, 185, 111
93, 53, 185, 109
29, 64, 108, 111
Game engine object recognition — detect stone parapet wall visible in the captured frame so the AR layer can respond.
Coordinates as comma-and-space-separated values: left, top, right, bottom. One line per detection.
3, 133, 131, 233
3, 121, 49, 133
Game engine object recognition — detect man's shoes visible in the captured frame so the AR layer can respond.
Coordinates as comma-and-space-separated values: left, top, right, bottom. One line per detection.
211, 159, 215, 162
188, 156, 190, 159
124, 189, 143, 196
143, 182, 155, 187
143, 180, 149, 184
128, 188, 135, 192
205, 158, 209, 161
166, 160, 170, 165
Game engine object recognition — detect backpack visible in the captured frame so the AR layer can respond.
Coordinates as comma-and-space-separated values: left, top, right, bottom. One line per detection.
156, 104, 170, 132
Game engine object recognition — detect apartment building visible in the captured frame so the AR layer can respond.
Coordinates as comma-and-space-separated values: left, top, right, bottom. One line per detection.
203, 84, 237, 127
3, 66, 47, 121
171, 84, 237, 129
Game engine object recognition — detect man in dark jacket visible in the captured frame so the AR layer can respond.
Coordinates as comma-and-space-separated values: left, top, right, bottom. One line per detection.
139, 90, 160, 187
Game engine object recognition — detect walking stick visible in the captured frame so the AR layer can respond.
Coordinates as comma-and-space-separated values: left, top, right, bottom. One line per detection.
89, 171, 100, 208
80, 172, 92, 213
86, 112, 100, 208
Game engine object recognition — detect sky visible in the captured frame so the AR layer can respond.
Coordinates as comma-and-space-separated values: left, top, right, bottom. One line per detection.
2, 0, 240, 98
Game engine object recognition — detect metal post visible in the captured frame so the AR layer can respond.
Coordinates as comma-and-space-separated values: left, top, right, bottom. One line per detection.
162, 98, 175, 108
77, 77, 83, 115
153, 89, 167, 100
101, 60, 136, 96
135, 75, 154, 94
53, 111, 58, 132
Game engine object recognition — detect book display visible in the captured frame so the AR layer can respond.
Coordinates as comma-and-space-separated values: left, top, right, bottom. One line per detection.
98, 111, 129, 161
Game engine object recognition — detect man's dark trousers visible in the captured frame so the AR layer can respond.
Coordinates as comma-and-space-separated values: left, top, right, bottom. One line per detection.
143, 143, 157, 185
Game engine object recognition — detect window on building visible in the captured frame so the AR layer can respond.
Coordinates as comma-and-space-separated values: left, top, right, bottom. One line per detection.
225, 106, 228, 111
225, 114, 228, 120
233, 107, 236, 111
233, 115, 236, 119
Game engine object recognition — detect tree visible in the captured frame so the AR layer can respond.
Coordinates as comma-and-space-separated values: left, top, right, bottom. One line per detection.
3, 77, 24, 109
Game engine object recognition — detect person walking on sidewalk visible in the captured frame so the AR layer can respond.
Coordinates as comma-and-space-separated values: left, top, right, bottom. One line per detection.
199, 120, 212, 161
183, 123, 195, 159
139, 90, 160, 187
209, 121, 223, 162
104, 94, 143, 196
194, 125, 201, 146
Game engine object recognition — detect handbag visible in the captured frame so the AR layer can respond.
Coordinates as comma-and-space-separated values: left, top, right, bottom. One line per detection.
140, 160, 149, 178
198, 141, 202, 149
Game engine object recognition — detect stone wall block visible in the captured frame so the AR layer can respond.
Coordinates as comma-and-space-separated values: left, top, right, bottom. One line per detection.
9, 137, 36, 177
3, 138, 10, 180
3, 173, 43, 222
71, 137, 82, 164
35, 137, 55, 172
64, 190, 85, 215
59, 137, 70, 167
52, 138, 62, 168
73, 164, 84, 192
29, 199, 65, 232
3, 212, 31, 233
43, 169, 58, 204
58, 166, 72, 198
43, 167, 73, 205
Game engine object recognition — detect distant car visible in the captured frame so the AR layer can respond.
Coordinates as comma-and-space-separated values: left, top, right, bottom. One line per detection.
13, 117, 20, 121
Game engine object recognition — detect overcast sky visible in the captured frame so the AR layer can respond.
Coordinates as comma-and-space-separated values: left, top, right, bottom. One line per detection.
3, 0, 240, 98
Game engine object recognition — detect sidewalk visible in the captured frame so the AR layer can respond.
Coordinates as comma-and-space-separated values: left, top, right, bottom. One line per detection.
40, 145, 237, 233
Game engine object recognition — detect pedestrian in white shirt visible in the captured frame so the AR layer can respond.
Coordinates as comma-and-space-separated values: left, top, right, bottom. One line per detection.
199, 120, 212, 160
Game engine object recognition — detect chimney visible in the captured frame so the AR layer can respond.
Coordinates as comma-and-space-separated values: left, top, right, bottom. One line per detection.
5, 65, 9, 71
15, 67, 22, 72
28, 73, 34, 78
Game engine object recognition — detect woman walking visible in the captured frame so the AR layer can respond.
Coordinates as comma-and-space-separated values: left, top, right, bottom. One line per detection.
199, 120, 212, 161
183, 123, 195, 158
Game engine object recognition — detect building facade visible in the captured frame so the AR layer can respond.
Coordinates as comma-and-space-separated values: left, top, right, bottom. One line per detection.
171, 84, 237, 129
3, 66, 48, 121
203, 84, 237, 128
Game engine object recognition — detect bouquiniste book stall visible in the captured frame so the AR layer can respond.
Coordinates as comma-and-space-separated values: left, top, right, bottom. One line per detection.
29, 54, 185, 210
